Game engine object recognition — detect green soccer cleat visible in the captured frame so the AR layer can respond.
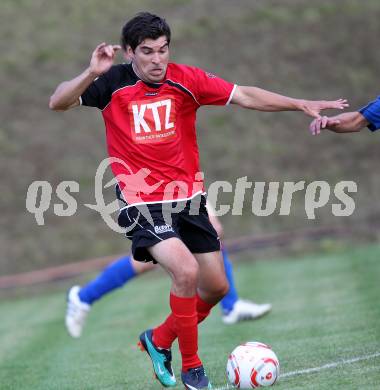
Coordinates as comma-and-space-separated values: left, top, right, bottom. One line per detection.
138, 329, 176, 387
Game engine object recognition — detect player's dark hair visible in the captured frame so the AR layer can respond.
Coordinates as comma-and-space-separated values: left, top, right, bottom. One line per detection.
121, 12, 171, 51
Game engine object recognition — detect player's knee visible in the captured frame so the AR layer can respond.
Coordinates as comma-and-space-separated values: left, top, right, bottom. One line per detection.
215, 279, 229, 300
213, 278, 230, 300
174, 261, 199, 290
200, 278, 229, 302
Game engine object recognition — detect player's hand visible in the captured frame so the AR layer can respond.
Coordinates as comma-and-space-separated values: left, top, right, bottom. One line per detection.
301, 98, 349, 118
89, 43, 121, 76
309, 116, 341, 135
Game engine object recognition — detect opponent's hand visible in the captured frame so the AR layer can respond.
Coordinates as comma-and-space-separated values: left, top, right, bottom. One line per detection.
309, 116, 341, 135
89, 43, 121, 76
300, 98, 349, 118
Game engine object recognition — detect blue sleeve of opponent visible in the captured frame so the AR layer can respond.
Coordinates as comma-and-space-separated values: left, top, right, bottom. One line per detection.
359, 95, 380, 132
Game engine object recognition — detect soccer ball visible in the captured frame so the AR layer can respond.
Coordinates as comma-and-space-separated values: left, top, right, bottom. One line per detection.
226, 341, 280, 388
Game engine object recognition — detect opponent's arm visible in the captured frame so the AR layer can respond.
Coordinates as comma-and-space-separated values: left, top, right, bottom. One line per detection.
309, 112, 369, 135
230, 86, 348, 118
49, 43, 121, 111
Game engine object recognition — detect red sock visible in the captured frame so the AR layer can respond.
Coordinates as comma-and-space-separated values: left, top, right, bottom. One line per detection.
196, 293, 215, 324
153, 314, 177, 350
170, 293, 201, 371
153, 294, 216, 350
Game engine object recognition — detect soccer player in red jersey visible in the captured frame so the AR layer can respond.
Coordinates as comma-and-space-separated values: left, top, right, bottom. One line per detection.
49, 12, 348, 389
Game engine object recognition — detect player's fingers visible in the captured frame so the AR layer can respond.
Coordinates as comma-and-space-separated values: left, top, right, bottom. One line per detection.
107, 44, 118, 57
309, 123, 315, 135
338, 98, 349, 105
316, 117, 322, 134
96, 46, 110, 58
316, 116, 324, 134
322, 99, 349, 110
112, 45, 122, 51
92, 43, 106, 58
321, 116, 328, 128
337, 98, 349, 109
94, 42, 107, 52
104, 45, 114, 58
333, 98, 349, 109
309, 119, 318, 135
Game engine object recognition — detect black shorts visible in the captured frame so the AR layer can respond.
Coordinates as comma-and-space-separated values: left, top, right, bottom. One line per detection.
116, 187, 220, 263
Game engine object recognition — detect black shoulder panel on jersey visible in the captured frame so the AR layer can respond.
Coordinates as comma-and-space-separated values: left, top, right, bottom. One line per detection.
107, 63, 139, 94
165, 80, 197, 102
81, 63, 139, 110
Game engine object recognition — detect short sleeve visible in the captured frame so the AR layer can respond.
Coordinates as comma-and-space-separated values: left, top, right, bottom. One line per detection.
81, 72, 112, 110
192, 67, 236, 106
359, 96, 380, 132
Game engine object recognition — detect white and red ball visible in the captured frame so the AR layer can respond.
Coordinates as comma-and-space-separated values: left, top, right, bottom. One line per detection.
226, 341, 280, 388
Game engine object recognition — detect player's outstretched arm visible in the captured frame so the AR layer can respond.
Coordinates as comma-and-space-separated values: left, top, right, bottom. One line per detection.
230, 86, 348, 118
309, 112, 369, 135
49, 43, 121, 111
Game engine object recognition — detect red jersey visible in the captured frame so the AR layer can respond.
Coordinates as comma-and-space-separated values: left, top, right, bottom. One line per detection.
81, 63, 235, 205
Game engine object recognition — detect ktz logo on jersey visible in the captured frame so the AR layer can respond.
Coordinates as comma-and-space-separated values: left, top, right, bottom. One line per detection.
129, 97, 177, 144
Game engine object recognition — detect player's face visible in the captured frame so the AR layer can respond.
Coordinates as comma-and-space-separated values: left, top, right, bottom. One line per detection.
129, 36, 169, 83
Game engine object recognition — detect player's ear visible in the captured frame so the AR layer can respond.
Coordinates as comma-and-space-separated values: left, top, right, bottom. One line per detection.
123, 53, 131, 64
125, 45, 134, 62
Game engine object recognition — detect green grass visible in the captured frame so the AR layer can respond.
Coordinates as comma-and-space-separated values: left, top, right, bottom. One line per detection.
1, 244, 380, 389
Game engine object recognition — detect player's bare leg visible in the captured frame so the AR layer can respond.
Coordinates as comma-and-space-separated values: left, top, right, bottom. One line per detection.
131, 258, 155, 273
149, 237, 199, 297
194, 250, 229, 305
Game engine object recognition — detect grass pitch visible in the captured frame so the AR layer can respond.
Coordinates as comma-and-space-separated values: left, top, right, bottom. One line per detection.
0, 244, 379, 389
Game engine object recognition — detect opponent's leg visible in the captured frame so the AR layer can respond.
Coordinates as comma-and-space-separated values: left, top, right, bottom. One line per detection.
219, 249, 272, 325
65, 256, 154, 337
219, 248, 239, 313
79, 256, 143, 304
